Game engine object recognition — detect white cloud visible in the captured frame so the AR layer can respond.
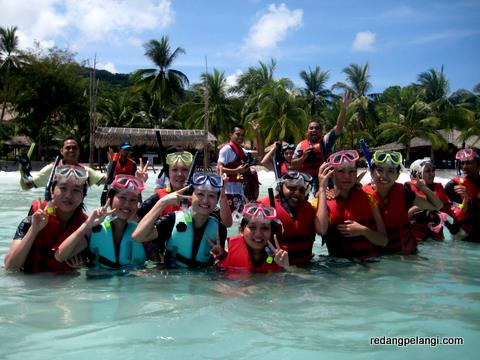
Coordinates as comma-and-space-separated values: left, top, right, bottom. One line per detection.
225, 69, 243, 89
243, 3, 303, 56
0, 0, 174, 49
97, 61, 118, 74
352, 31, 376, 52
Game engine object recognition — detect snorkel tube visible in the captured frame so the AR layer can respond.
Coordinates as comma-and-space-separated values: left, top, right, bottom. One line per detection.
44, 155, 62, 201
100, 152, 119, 206
186, 150, 201, 186
155, 130, 167, 179
272, 142, 282, 180
360, 139, 372, 169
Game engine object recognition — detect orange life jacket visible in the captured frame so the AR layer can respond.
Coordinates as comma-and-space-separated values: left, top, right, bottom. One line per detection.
115, 158, 136, 176
297, 139, 325, 176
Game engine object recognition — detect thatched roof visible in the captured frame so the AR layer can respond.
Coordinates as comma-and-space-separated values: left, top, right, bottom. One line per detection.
94, 127, 216, 149
373, 130, 480, 151
4, 135, 33, 147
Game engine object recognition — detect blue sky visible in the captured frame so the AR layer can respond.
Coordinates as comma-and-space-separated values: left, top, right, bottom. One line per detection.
1, 0, 478, 93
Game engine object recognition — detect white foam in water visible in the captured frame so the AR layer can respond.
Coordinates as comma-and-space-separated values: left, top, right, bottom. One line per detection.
0, 169, 478, 359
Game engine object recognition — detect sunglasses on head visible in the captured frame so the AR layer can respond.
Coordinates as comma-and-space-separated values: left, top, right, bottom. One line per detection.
327, 150, 359, 166
166, 151, 193, 166
191, 172, 223, 189
55, 165, 88, 182
282, 143, 295, 151
455, 149, 479, 161
111, 175, 145, 192
372, 151, 402, 166
242, 203, 277, 220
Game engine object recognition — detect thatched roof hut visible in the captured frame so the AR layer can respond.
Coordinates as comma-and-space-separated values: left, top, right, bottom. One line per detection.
93, 127, 216, 149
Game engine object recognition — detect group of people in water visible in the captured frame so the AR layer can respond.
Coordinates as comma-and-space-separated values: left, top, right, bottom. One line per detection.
4, 100, 480, 274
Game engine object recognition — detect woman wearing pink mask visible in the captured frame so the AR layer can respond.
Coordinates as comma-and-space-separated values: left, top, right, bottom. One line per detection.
317, 150, 388, 259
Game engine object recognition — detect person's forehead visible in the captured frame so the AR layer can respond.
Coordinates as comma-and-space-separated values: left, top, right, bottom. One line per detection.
308, 122, 320, 129
232, 128, 245, 134
63, 140, 78, 148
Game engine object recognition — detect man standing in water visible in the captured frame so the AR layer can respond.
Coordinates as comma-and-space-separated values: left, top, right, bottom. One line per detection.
291, 91, 351, 194
217, 122, 264, 212
20, 137, 107, 190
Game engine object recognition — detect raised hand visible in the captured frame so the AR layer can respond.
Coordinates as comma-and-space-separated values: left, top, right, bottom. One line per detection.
207, 233, 225, 260
249, 120, 261, 132
31, 198, 49, 232
268, 235, 289, 268
160, 185, 192, 207
86, 198, 116, 228
318, 162, 334, 189
136, 158, 150, 182
341, 91, 352, 111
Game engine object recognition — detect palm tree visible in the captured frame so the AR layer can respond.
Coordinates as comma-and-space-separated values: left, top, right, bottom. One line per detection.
131, 36, 189, 127
415, 66, 449, 103
231, 59, 277, 98
182, 68, 239, 140
97, 96, 133, 127
332, 63, 376, 133
244, 79, 307, 144
376, 86, 445, 165
0, 26, 24, 122
299, 66, 333, 117
474, 83, 480, 95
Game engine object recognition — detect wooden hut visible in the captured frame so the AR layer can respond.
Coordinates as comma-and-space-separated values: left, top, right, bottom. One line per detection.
93, 127, 216, 149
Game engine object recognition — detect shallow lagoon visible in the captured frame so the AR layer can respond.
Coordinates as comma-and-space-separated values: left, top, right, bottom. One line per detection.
0, 169, 478, 359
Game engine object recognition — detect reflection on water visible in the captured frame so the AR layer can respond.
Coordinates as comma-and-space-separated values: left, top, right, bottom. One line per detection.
0, 170, 479, 359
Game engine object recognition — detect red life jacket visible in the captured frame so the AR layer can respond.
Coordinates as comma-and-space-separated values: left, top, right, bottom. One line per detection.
217, 235, 281, 273
260, 196, 315, 265
115, 158, 136, 176
222, 142, 246, 183
324, 187, 382, 259
280, 162, 289, 175
221, 142, 260, 201
363, 183, 417, 255
154, 188, 188, 216
24, 202, 87, 273
407, 182, 448, 241
297, 139, 325, 176
449, 176, 480, 235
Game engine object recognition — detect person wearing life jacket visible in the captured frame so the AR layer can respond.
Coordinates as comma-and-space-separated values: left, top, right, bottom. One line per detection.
20, 137, 107, 190
291, 91, 351, 195
55, 175, 147, 270
363, 151, 443, 255
217, 122, 264, 211
407, 158, 456, 242
5, 165, 89, 273
260, 142, 295, 176
316, 150, 388, 259
133, 172, 227, 268
113, 141, 137, 176
216, 203, 290, 274
259, 171, 322, 265
444, 148, 480, 242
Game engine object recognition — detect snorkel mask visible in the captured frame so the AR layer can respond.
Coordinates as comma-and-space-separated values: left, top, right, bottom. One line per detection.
327, 150, 359, 167
54, 165, 88, 184
372, 150, 403, 167
455, 148, 480, 161
111, 175, 145, 193
166, 151, 194, 167
191, 172, 223, 192
277, 171, 313, 194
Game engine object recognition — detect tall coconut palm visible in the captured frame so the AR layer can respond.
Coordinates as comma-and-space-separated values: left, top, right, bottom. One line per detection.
299, 66, 333, 117
415, 66, 449, 103
0, 26, 24, 122
182, 68, 239, 140
231, 59, 277, 98
131, 36, 189, 127
97, 96, 133, 128
376, 86, 445, 165
245, 79, 307, 144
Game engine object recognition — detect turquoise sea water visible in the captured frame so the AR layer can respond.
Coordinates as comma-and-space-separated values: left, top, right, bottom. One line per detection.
0, 170, 478, 359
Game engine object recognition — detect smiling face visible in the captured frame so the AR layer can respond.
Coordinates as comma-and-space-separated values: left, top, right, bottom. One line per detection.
60, 139, 80, 165
168, 163, 189, 191
421, 163, 435, 185
461, 159, 480, 178
111, 191, 140, 221
52, 179, 85, 214
371, 164, 399, 192
241, 219, 272, 251
191, 189, 218, 216
283, 149, 294, 163
281, 182, 307, 209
